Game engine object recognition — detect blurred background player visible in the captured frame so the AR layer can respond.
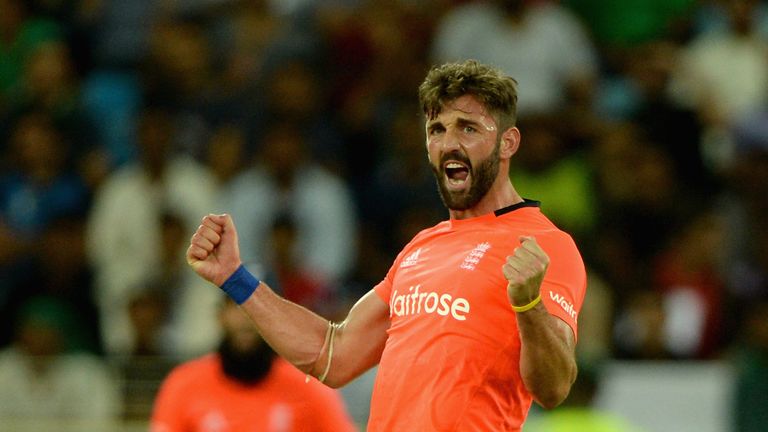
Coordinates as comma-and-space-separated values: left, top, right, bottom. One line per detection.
150, 297, 357, 432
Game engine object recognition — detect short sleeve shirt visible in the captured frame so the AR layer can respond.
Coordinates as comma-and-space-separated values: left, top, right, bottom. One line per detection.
369, 201, 587, 432
150, 355, 357, 432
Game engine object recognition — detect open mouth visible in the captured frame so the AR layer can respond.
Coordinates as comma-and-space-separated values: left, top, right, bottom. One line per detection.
444, 161, 470, 187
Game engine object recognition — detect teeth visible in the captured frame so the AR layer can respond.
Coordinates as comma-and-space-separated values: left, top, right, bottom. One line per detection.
448, 178, 466, 185
446, 162, 464, 169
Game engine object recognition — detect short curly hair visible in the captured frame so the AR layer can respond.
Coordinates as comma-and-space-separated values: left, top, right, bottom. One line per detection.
418, 60, 518, 131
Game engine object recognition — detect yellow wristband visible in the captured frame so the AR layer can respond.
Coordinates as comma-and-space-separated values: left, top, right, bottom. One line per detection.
511, 294, 541, 313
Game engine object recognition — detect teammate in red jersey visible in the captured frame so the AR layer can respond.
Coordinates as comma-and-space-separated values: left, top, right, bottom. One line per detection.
187, 60, 587, 431
150, 299, 356, 432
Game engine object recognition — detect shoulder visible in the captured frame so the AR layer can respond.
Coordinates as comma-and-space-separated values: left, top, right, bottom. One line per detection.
502, 205, 563, 230
536, 225, 584, 271
499, 207, 584, 263
497, 205, 560, 233
411, 219, 452, 242
390, 219, 450, 262
533, 225, 587, 294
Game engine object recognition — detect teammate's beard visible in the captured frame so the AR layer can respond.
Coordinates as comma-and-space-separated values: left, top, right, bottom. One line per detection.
432, 140, 501, 211
218, 336, 276, 385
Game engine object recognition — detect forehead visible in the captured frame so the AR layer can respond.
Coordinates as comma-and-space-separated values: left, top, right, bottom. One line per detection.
428, 94, 496, 126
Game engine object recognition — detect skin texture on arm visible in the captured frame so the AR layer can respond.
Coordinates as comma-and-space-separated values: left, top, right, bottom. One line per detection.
516, 306, 576, 408
187, 214, 390, 388
240, 287, 390, 388
503, 236, 577, 408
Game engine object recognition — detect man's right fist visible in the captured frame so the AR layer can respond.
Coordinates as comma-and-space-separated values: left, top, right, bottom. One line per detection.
186, 214, 242, 287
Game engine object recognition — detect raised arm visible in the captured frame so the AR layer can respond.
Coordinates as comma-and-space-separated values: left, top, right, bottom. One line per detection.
187, 214, 390, 387
503, 236, 578, 409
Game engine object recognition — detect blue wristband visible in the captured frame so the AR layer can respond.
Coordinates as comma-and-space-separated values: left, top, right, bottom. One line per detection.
219, 265, 260, 304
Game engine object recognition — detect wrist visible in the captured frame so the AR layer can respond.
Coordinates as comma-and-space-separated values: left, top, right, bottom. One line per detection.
213, 262, 242, 287
219, 264, 260, 304
511, 293, 541, 313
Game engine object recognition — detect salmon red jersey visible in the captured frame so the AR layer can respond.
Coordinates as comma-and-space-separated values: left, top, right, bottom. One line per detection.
150, 355, 356, 432
370, 201, 587, 431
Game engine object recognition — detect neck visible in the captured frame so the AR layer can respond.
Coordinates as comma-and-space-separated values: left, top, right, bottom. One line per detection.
448, 178, 523, 220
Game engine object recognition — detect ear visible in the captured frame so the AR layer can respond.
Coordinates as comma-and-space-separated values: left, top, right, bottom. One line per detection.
499, 127, 520, 159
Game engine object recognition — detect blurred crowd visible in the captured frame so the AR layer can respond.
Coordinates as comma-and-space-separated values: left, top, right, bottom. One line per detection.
0, 0, 767, 429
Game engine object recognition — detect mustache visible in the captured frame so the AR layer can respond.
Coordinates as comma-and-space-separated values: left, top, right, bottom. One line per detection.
438, 150, 472, 170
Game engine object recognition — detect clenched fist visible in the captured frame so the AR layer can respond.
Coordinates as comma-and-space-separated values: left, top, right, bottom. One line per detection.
186, 214, 242, 287
502, 236, 549, 308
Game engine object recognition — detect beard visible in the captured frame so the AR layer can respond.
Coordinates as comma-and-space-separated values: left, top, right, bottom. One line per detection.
431, 140, 501, 211
218, 336, 276, 385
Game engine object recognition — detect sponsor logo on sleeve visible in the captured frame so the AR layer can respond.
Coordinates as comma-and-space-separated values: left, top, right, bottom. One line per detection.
549, 291, 578, 322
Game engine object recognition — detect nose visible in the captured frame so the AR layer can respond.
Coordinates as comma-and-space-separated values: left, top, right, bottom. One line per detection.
441, 127, 462, 152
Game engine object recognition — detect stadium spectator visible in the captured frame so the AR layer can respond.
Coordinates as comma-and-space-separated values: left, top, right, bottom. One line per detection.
10, 40, 107, 189
261, 213, 338, 318
0, 112, 91, 345
431, 0, 599, 117
86, 106, 217, 355
652, 212, 727, 359
0, 0, 62, 101
0, 296, 120, 421
2, 0, 766, 428
717, 110, 768, 313
669, 0, 768, 172
732, 299, 768, 432
508, 114, 598, 241
216, 118, 357, 288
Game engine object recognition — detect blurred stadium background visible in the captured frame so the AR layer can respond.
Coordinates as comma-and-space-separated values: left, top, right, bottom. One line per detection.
1, 0, 767, 430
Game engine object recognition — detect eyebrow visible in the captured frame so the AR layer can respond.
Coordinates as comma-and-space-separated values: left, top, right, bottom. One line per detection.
456, 117, 481, 128
427, 116, 481, 130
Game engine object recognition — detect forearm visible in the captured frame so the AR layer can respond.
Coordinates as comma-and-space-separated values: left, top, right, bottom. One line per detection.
239, 284, 389, 388
516, 304, 577, 409
187, 214, 385, 382
239, 282, 330, 374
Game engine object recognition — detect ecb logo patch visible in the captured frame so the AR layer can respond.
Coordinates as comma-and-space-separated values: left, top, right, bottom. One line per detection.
460, 242, 491, 270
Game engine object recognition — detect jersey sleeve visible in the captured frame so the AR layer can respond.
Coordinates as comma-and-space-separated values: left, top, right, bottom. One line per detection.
373, 249, 406, 304
539, 232, 587, 340
373, 273, 393, 305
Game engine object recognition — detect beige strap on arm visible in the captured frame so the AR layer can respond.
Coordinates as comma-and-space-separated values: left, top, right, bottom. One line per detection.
318, 323, 340, 383
306, 321, 337, 383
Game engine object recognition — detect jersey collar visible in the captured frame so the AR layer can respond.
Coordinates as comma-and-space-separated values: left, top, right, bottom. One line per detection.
493, 199, 541, 217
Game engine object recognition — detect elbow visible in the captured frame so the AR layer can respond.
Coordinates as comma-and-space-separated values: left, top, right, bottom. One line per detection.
320, 371, 354, 389
322, 376, 345, 389
530, 364, 578, 410
533, 383, 572, 410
